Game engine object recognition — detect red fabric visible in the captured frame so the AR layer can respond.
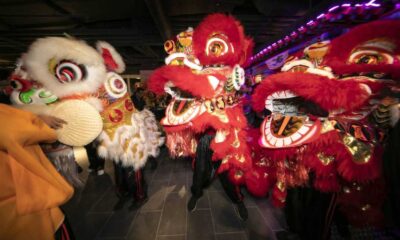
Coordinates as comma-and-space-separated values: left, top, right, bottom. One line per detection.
147, 65, 216, 98
101, 48, 119, 72
252, 72, 371, 112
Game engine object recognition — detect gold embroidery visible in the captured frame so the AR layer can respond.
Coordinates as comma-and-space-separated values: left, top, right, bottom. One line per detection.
101, 94, 136, 140
343, 134, 372, 164
317, 152, 335, 166
276, 181, 285, 192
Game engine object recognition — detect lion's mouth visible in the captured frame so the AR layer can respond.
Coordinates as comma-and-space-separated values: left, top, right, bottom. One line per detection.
162, 99, 204, 126
162, 84, 206, 126
260, 90, 324, 148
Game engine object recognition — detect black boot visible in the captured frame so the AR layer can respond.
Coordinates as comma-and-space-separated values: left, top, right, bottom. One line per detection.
187, 195, 199, 212
235, 202, 248, 221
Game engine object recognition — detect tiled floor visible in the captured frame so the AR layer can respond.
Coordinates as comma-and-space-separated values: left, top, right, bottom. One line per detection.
63, 148, 286, 240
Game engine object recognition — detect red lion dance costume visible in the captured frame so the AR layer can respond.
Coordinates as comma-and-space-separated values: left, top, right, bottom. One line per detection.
251, 20, 400, 238
149, 14, 254, 219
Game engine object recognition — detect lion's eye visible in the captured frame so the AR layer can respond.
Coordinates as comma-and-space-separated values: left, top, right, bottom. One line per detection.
206, 36, 229, 57
349, 50, 393, 65
357, 55, 379, 64
54, 60, 86, 83
10, 80, 22, 90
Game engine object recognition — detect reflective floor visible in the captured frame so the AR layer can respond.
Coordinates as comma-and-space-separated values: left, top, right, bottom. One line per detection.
63, 148, 286, 240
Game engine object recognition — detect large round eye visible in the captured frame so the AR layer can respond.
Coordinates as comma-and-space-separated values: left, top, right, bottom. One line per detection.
104, 73, 127, 99
206, 36, 229, 57
10, 80, 22, 90
55, 60, 86, 83
349, 50, 394, 65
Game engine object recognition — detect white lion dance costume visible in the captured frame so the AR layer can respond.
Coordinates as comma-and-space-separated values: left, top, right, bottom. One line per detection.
8, 37, 164, 202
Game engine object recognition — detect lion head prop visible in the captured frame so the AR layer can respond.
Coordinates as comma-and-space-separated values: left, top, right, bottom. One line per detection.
251, 20, 399, 225
148, 13, 254, 184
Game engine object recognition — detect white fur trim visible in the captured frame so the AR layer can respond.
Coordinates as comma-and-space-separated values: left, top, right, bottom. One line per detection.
96, 41, 126, 73
24, 37, 106, 98
95, 108, 164, 169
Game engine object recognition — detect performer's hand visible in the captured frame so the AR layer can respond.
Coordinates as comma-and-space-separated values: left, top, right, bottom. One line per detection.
38, 115, 67, 129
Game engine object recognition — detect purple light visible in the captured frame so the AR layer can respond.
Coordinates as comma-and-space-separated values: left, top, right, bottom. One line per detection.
307, 20, 314, 26
328, 5, 339, 12
365, 0, 380, 7
317, 14, 325, 19
355, 4, 363, 7
341, 4, 351, 7
298, 26, 307, 33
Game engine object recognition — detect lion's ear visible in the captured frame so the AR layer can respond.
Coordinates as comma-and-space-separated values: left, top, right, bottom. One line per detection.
96, 41, 125, 73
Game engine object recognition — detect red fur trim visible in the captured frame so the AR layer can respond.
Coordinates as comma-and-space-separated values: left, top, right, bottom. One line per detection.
271, 185, 287, 208
323, 20, 400, 65
337, 145, 382, 182
244, 167, 273, 197
148, 65, 217, 98
314, 175, 340, 192
190, 106, 247, 134
101, 48, 119, 72
260, 147, 298, 162
252, 72, 370, 112
240, 37, 254, 67
165, 130, 196, 158
218, 160, 230, 173
304, 131, 342, 177
193, 13, 249, 67
246, 127, 277, 197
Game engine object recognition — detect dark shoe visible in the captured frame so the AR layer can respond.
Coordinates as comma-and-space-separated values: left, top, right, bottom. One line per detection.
235, 202, 248, 221
187, 196, 199, 212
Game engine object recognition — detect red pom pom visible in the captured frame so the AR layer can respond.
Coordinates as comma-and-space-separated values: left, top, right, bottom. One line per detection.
245, 168, 273, 197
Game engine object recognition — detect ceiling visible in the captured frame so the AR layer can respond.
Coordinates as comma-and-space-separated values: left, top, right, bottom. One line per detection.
0, 0, 352, 75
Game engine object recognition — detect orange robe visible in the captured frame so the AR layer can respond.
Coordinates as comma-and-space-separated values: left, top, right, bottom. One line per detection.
0, 104, 74, 240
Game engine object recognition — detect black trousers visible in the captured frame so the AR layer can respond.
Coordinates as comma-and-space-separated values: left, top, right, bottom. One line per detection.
285, 187, 335, 240
85, 143, 105, 170
191, 133, 243, 203
113, 162, 146, 200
